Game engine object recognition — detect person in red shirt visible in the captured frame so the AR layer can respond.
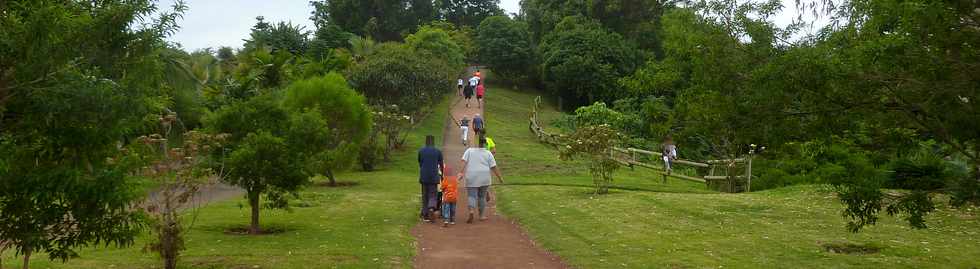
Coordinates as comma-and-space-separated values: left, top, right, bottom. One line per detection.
440, 165, 459, 226
476, 83, 486, 108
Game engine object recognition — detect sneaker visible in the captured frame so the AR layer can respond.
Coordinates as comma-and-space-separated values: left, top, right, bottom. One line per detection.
443, 221, 449, 227
429, 210, 438, 224
450, 221, 456, 225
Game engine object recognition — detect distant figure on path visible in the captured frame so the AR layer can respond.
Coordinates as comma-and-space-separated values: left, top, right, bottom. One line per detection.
418, 135, 444, 222
459, 116, 471, 146
463, 79, 475, 107
476, 83, 486, 108
467, 75, 481, 107
457, 77, 464, 96
459, 137, 504, 223
472, 114, 485, 137
441, 165, 459, 227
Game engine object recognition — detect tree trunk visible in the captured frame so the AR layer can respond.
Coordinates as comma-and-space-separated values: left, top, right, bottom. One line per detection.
248, 192, 261, 235
325, 169, 337, 186
21, 247, 30, 269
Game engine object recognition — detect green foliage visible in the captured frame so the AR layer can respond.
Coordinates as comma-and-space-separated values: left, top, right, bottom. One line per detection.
309, 23, 355, 60
425, 21, 478, 62
282, 73, 373, 184
243, 16, 310, 55
537, 16, 642, 107
347, 43, 456, 116
206, 95, 308, 233
521, 0, 675, 52
436, 0, 505, 28
558, 124, 622, 194
310, 0, 436, 41
0, 0, 184, 265
405, 26, 466, 67
476, 16, 533, 80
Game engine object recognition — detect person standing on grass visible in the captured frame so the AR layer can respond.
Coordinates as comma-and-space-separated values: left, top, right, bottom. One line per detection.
418, 135, 443, 223
459, 116, 471, 146
459, 137, 504, 223
661, 136, 678, 182
472, 114, 485, 137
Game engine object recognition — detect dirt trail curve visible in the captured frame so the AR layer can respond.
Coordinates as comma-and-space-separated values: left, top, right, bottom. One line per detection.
411, 77, 569, 269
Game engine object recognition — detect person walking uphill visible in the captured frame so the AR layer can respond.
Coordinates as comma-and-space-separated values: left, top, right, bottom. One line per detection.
418, 135, 444, 222
459, 137, 504, 223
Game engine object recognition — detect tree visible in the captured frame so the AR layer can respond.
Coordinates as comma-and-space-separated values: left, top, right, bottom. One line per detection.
537, 16, 642, 108
205, 95, 309, 234
309, 23, 355, 60
476, 16, 532, 79
310, 0, 435, 42
347, 43, 457, 117
406, 26, 466, 67
0, 1, 185, 267
426, 21, 478, 62
133, 114, 226, 269
781, 0, 980, 231
559, 124, 623, 194
521, 0, 679, 52
282, 73, 373, 185
437, 0, 505, 28
243, 16, 310, 55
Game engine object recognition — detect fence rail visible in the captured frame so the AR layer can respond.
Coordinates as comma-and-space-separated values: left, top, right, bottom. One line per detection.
528, 96, 755, 192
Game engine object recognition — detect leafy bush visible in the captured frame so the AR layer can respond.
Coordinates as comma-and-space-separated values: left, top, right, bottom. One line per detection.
536, 15, 642, 108
347, 43, 456, 117
406, 26, 465, 67
281, 73, 372, 185
476, 16, 532, 80
558, 124, 622, 194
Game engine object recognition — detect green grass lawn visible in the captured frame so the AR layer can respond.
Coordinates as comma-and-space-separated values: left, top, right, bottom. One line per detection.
2, 96, 452, 269
487, 86, 980, 268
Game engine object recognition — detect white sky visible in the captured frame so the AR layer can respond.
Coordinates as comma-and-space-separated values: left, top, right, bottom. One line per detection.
164, 0, 824, 51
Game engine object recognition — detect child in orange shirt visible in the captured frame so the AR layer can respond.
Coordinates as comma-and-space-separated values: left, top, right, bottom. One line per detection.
440, 165, 459, 227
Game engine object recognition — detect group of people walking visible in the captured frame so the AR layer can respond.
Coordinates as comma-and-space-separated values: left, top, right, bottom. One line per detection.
419, 69, 502, 227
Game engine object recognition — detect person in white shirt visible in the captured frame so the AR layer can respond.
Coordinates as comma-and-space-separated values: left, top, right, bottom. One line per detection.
457, 78, 464, 96
458, 137, 504, 223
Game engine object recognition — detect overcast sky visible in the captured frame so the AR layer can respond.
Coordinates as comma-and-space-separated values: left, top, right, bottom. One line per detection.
164, 0, 823, 51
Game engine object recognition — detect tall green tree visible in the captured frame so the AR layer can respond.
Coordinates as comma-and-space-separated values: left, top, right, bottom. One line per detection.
310, 0, 436, 41
205, 95, 308, 235
782, 0, 980, 231
281, 73, 373, 185
0, 0, 186, 267
243, 16, 310, 55
347, 43, 457, 117
521, 0, 678, 52
536, 15, 641, 108
476, 16, 532, 80
437, 0, 504, 28
406, 26, 466, 67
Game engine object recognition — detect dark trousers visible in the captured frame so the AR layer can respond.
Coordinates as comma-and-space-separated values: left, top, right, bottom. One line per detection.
420, 183, 438, 219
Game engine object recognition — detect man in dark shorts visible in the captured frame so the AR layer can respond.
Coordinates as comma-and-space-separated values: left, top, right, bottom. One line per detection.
463, 82, 475, 107
472, 114, 485, 136
418, 135, 443, 222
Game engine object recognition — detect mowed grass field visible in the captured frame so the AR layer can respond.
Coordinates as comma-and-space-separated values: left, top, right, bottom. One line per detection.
485, 86, 980, 269
2, 95, 454, 269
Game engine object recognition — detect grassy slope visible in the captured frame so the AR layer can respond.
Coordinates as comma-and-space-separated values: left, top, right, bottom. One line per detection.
3, 96, 452, 269
488, 86, 980, 269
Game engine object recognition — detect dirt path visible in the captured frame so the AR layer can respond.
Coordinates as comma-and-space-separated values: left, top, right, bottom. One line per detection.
411, 89, 568, 268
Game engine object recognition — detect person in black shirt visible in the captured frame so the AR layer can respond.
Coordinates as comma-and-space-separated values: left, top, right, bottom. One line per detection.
418, 135, 444, 222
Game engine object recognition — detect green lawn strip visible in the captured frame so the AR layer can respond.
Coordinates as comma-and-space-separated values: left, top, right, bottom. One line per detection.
4, 94, 453, 269
487, 86, 980, 268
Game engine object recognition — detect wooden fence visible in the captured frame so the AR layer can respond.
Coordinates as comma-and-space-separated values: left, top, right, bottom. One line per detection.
528, 96, 754, 192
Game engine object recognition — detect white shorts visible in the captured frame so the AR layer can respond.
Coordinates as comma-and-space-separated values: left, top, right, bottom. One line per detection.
662, 156, 672, 171
461, 126, 469, 142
